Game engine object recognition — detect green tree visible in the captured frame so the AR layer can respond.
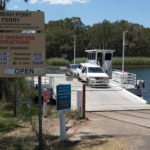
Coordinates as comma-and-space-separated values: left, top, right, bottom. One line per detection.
46, 17, 86, 60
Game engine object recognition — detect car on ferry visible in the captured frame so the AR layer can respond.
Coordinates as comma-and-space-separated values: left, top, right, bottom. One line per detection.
65, 64, 78, 77
76, 63, 109, 86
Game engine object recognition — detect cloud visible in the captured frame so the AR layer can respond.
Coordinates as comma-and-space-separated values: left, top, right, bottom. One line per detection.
49, 0, 90, 5
30, 0, 39, 4
9, 5, 18, 10
30, 0, 90, 5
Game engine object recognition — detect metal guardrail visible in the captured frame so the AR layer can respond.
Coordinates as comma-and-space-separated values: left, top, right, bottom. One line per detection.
112, 69, 137, 89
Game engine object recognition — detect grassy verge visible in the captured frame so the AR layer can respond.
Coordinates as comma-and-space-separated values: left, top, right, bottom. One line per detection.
73, 57, 87, 64
46, 57, 88, 66
47, 58, 69, 66
46, 57, 150, 67
113, 57, 150, 66
0, 104, 128, 150
0, 104, 19, 134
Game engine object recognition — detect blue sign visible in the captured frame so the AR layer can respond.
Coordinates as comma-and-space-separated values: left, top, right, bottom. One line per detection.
57, 84, 71, 112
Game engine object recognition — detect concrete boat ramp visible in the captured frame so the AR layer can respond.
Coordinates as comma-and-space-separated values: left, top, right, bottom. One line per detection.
33, 74, 150, 111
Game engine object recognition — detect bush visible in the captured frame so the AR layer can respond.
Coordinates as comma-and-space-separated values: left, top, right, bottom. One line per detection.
73, 57, 87, 64
113, 57, 150, 65
46, 58, 69, 66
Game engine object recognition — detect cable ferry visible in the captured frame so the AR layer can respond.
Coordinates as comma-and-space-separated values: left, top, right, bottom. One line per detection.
77, 49, 145, 96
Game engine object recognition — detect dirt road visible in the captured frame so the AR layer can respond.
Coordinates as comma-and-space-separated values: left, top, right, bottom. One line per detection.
70, 110, 150, 150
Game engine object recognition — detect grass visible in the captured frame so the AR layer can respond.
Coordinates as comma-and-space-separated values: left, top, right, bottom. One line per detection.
0, 104, 128, 150
0, 104, 19, 134
113, 57, 150, 66
46, 57, 150, 67
46, 57, 88, 67
47, 58, 69, 66
73, 57, 87, 64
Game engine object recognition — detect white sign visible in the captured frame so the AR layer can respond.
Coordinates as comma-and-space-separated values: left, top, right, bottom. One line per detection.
4, 68, 45, 75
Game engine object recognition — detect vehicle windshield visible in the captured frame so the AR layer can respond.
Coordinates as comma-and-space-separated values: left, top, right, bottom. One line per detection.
71, 65, 78, 69
88, 67, 103, 73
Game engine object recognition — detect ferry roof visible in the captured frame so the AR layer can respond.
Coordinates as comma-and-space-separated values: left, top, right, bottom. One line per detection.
80, 63, 101, 67
85, 49, 115, 53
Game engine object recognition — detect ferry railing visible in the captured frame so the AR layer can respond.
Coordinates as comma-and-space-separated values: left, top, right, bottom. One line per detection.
112, 69, 136, 89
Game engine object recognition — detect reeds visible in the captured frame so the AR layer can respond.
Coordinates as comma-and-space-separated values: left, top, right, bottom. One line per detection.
46, 57, 69, 66
113, 57, 150, 65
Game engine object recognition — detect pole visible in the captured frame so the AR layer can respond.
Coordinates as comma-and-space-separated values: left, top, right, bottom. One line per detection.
122, 31, 127, 73
82, 84, 86, 119
60, 112, 66, 141
74, 35, 76, 64
38, 76, 43, 150
14, 81, 17, 117
122, 32, 125, 73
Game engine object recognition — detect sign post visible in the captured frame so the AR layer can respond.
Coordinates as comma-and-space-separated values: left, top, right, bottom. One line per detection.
38, 76, 43, 150
56, 84, 71, 141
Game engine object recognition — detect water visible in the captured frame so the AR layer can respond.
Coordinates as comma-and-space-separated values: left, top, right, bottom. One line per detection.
127, 69, 150, 103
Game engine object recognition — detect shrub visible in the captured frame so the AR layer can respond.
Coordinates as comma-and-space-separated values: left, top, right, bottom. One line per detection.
113, 57, 150, 65
73, 57, 87, 64
46, 58, 69, 66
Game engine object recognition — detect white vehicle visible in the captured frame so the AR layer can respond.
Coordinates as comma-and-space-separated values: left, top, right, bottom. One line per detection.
76, 63, 109, 86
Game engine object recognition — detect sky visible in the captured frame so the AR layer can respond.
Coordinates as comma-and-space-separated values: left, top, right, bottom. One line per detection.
6, 0, 150, 28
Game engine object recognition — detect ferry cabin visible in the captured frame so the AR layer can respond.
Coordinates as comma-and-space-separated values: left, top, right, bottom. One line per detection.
85, 49, 115, 77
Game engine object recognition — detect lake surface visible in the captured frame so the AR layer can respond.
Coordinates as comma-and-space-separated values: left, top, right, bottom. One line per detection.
127, 68, 150, 103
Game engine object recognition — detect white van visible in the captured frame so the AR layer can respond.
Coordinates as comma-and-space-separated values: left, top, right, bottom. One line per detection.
76, 63, 109, 86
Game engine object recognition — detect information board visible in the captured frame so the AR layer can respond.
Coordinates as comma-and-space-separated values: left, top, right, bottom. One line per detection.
57, 84, 71, 113
0, 10, 44, 31
0, 33, 46, 77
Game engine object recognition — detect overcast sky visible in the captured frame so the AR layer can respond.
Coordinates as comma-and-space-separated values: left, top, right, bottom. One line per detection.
6, 0, 150, 27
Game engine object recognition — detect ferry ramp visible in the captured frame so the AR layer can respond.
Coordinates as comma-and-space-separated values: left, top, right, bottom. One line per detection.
34, 74, 150, 111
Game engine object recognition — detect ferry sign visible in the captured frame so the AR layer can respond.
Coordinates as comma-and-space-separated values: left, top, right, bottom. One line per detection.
0, 10, 44, 31
0, 33, 46, 77
56, 84, 71, 113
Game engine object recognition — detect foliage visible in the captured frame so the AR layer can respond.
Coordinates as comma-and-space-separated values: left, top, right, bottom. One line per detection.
0, 78, 36, 102
47, 57, 69, 66
0, 103, 19, 134
113, 57, 150, 65
73, 57, 87, 64
46, 18, 150, 61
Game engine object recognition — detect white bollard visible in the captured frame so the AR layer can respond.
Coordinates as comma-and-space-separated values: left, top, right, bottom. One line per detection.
60, 112, 66, 141
43, 88, 48, 117
43, 102, 47, 117
77, 90, 83, 117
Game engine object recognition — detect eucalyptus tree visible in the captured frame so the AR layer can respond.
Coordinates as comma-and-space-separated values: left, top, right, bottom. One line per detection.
0, 0, 28, 10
